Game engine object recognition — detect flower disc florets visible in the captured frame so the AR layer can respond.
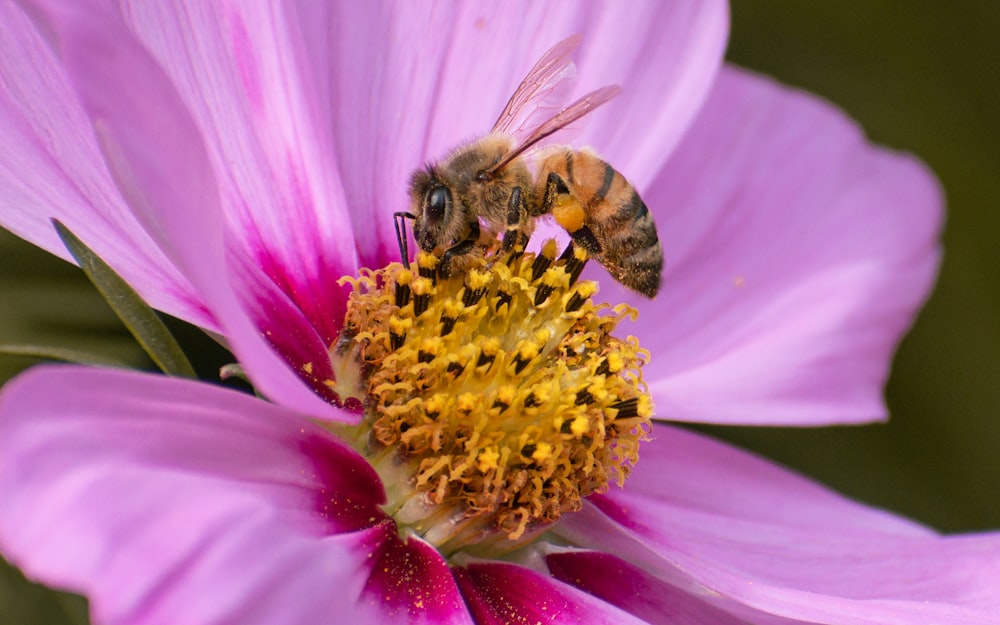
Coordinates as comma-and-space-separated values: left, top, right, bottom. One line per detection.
331, 241, 652, 555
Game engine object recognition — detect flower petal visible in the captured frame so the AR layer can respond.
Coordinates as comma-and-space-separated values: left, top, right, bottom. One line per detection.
546, 551, 763, 625
555, 427, 1000, 624
0, 0, 212, 329
322, 0, 729, 270
612, 66, 942, 425
454, 561, 649, 625
17, 0, 336, 418
0, 365, 389, 624
117, 1, 357, 346
361, 528, 472, 624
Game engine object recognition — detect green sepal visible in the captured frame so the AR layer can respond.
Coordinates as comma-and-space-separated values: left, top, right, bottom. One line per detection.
0, 343, 130, 368
53, 220, 197, 378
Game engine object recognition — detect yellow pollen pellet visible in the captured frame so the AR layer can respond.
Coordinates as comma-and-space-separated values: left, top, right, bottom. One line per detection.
540, 238, 558, 260
552, 196, 585, 232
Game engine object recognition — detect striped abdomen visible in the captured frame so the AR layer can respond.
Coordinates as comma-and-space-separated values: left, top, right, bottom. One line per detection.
536, 148, 663, 297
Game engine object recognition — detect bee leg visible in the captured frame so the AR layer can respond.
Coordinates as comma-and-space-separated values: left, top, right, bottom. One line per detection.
567, 225, 601, 256
499, 187, 529, 255
393, 211, 416, 268
439, 220, 480, 278
541, 172, 602, 256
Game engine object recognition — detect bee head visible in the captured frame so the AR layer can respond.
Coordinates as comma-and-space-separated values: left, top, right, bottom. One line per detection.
409, 168, 455, 252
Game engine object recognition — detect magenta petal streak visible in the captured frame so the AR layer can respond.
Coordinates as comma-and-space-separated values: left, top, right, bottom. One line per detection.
15, 0, 336, 418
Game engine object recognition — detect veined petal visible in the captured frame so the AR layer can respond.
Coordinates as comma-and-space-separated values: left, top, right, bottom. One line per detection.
454, 562, 649, 625
607, 66, 942, 425
0, 365, 391, 624
555, 427, 1000, 624
322, 0, 729, 270
361, 528, 472, 624
546, 551, 772, 625
0, 0, 213, 329
17, 0, 335, 418
116, 1, 357, 346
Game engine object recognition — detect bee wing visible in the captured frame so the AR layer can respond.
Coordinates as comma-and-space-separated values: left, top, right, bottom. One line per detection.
491, 35, 581, 138
489, 85, 621, 174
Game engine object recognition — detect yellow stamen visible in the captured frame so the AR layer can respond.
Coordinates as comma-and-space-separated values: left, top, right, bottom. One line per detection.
331, 242, 652, 556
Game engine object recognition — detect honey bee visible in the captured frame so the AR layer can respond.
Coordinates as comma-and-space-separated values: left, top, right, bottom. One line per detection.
396, 36, 663, 297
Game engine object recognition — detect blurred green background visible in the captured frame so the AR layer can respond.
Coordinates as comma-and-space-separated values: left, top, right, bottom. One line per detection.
1, 2, 998, 623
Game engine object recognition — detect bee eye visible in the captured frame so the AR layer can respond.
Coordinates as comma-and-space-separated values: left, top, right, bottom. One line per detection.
424, 185, 452, 222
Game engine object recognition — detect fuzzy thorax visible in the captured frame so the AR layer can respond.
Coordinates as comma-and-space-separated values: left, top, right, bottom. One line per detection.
330, 241, 652, 557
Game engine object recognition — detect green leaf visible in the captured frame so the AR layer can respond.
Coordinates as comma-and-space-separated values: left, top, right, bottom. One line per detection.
53, 220, 196, 378
0, 344, 130, 367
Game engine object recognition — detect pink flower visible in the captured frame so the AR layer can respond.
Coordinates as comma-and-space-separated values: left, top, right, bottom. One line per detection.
2, 0, 997, 624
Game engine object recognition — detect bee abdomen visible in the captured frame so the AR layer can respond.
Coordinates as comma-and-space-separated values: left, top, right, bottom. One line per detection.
598, 188, 663, 297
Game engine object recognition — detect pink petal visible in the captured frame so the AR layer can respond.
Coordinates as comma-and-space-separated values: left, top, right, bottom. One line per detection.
546, 551, 760, 624
454, 562, 649, 625
555, 427, 1000, 624
608, 66, 942, 425
18, 0, 337, 418
362, 528, 472, 624
322, 0, 729, 270
0, 366, 392, 624
0, 0, 213, 329
116, 1, 358, 346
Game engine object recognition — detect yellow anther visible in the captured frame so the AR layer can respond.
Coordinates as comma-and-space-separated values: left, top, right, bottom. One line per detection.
411, 276, 434, 296
531, 442, 554, 462
540, 238, 559, 259
417, 251, 440, 270
456, 393, 479, 413
389, 316, 412, 335
477, 447, 500, 472
465, 268, 492, 291
396, 269, 414, 286
480, 337, 501, 357
517, 339, 541, 361
425, 394, 447, 415
495, 385, 516, 406
604, 351, 624, 374
540, 265, 569, 289
441, 299, 464, 319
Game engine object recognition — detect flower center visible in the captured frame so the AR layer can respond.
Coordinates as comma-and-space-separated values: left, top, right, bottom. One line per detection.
329, 241, 652, 556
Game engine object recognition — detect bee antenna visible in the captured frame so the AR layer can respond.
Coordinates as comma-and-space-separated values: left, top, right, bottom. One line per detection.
393, 211, 416, 268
